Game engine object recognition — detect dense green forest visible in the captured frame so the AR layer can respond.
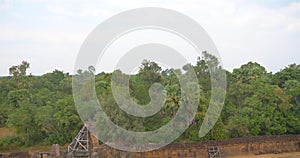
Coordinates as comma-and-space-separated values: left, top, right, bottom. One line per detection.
0, 53, 299, 150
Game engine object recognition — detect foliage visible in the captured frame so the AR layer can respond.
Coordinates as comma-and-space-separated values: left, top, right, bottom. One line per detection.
0, 58, 299, 149
0, 136, 24, 150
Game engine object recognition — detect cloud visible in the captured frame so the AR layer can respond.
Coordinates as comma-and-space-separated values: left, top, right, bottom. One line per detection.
0, 27, 86, 44
0, 0, 299, 75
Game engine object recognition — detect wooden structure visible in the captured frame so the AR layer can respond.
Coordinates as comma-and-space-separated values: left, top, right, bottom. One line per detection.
208, 146, 222, 158
67, 126, 91, 157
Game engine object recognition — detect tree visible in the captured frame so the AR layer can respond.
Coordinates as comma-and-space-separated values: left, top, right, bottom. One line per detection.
272, 64, 300, 88
8, 61, 30, 88
138, 60, 162, 84
7, 101, 41, 146
1, 56, 300, 149
7, 89, 30, 108
9, 61, 30, 77
232, 62, 267, 84
52, 96, 82, 145
42, 70, 66, 90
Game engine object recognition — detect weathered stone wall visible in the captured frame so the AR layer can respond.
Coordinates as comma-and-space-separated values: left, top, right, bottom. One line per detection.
0, 151, 31, 158
93, 135, 300, 158
0, 135, 299, 158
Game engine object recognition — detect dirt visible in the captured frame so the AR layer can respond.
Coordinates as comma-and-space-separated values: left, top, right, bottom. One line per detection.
0, 127, 14, 138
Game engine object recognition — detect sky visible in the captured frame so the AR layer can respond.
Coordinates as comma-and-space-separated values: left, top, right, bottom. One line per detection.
0, 0, 299, 76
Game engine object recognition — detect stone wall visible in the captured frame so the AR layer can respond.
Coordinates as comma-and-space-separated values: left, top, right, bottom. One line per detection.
93, 135, 300, 158
0, 135, 299, 158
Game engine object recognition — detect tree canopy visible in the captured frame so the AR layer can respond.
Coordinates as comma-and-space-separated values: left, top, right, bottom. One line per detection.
0, 57, 299, 150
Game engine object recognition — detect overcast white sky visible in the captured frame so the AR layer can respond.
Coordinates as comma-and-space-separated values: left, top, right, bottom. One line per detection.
0, 0, 299, 76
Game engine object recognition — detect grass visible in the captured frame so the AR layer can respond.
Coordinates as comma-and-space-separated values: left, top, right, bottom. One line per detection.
0, 127, 68, 154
